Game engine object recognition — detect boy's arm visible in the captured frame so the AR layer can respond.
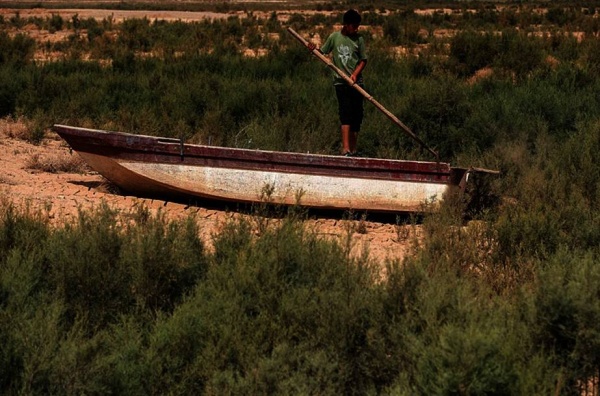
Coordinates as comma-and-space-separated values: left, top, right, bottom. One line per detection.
307, 42, 320, 52
351, 59, 367, 83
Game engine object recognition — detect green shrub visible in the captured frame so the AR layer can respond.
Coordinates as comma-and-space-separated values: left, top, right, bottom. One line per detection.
48, 14, 64, 33
448, 28, 545, 79
400, 76, 471, 159
163, 217, 389, 394
449, 30, 499, 76
0, 202, 53, 392
1, 194, 600, 394
495, 29, 545, 78
40, 203, 207, 332
121, 208, 207, 313
382, 255, 556, 395
45, 204, 130, 331
530, 250, 600, 391
0, 32, 35, 66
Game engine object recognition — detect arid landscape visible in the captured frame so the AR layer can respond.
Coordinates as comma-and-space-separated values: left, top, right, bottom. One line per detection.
0, 5, 424, 263
3, 3, 600, 393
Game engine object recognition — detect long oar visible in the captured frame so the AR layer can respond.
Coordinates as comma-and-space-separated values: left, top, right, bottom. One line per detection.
287, 27, 439, 161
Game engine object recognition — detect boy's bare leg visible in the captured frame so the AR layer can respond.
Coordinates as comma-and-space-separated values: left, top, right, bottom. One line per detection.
341, 124, 351, 154
349, 130, 358, 154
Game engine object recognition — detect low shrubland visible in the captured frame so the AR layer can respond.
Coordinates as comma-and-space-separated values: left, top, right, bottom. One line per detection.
1, 197, 600, 394
2, 4, 600, 393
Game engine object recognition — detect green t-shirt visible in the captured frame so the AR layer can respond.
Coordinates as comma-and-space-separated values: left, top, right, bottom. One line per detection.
320, 31, 367, 85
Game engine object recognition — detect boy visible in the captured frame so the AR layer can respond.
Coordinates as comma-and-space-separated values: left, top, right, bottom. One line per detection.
309, 9, 367, 156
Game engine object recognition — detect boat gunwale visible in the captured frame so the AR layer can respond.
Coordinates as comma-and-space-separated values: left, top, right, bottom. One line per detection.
53, 124, 454, 184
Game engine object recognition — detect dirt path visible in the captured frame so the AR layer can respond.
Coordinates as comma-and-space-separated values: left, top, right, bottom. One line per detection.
0, 121, 417, 264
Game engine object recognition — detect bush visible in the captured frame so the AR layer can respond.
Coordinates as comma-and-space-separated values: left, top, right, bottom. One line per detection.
449, 30, 499, 76
531, 250, 600, 391
1, 194, 600, 393
111, 215, 381, 394
41, 203, 207, 332
0, 32, 35, 66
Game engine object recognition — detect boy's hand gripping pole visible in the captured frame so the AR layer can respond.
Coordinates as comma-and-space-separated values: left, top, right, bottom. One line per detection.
287, 27, 439, 161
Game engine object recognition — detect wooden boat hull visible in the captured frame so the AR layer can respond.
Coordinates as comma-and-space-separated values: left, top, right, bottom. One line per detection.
53, 125, 493, 212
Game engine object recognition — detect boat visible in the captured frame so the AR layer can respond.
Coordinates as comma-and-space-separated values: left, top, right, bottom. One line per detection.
53, 124, 498, 213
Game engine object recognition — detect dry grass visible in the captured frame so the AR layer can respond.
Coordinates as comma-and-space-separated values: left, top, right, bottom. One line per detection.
0, 116, 29, 139
96, 178, 122, 194
25, 152, 90, 174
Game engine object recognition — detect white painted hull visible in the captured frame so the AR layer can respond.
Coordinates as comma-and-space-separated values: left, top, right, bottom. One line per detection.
79, 152, 449, 212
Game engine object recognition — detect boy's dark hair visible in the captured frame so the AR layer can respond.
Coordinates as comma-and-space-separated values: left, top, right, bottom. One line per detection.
343, 9, 361, 25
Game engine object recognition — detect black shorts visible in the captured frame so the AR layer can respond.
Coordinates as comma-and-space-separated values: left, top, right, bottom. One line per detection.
335, 84, 364, 132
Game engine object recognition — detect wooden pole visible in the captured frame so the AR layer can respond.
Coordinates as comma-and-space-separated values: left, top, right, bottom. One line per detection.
287, 27, 439, 161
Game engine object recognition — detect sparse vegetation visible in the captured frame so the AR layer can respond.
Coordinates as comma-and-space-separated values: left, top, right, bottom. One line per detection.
25, 152, 89, 173
1, 2, 600, 394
